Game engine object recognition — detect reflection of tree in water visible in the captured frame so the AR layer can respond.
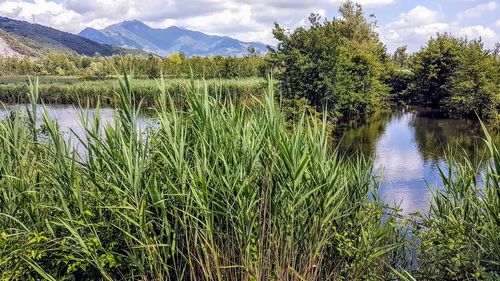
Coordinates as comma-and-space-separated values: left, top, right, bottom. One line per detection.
410, 108, 495, 166
333, 110, 393, 157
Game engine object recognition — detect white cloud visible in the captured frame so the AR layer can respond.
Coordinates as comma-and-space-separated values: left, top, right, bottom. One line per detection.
388, 6, 442, 28
0, 0, 398, 42
458, 25, 497, 40
382, 5, 499, 52
457, 1, 497, 20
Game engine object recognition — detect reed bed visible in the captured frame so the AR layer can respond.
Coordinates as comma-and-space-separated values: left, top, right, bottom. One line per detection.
0, 77, 269, 105
0, 75, 498, 280
0, 75, 406, 280
413, 126, 500, 280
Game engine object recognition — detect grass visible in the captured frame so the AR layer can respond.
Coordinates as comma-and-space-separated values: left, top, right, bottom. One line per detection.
0, 74, 404, 280
412, 125, 500, 280
0, 77, 269, 105
0, 74, 498, 280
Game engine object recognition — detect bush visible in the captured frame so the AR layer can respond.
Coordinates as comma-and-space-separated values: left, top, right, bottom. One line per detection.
269, 1, 389, 120
409, 34, 499, 119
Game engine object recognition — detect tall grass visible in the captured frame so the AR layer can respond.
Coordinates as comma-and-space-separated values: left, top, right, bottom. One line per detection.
0, 77, 269, 105
0, 74, 404, 280
414, 125, 500, 280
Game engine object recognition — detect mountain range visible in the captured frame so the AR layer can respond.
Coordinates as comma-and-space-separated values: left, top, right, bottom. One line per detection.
0, 16, 128, 57
79, 20, 268, 57
0, 16, 268, 58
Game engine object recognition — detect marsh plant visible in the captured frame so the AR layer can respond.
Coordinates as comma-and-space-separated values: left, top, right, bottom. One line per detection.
0, 75, 405, 280
0, 74, 498, 280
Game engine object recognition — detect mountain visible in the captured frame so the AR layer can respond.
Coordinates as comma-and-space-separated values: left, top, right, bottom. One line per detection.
0, 16, 129, 57
79, 20, 268, 57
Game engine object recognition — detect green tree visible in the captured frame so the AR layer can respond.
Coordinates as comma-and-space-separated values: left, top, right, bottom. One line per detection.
445, 39, 500, 119
87, 61, 109, 80
269, 1, 388, 120
145, 54, 161, 79
409, 33, 461, 106
392, 45, 410, 68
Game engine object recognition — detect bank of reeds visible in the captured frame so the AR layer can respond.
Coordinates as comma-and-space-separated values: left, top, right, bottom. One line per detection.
413, 125, 500, 280
0, 75, 405, 280
0, 77, 268, 105
1, 74, 499, 280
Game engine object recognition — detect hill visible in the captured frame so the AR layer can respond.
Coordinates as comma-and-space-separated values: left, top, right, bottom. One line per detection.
79, 20, 268, 57
0, 16, 128, 57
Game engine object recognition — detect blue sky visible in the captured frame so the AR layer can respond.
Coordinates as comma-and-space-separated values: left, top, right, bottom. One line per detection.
0, 0, 498, 52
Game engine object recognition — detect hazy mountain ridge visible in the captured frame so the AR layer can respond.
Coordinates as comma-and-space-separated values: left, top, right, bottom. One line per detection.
0, 16, 131, 57
79, 20, 268, 57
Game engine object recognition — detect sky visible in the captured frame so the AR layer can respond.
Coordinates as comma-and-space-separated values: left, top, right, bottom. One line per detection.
0, 0, 498, 52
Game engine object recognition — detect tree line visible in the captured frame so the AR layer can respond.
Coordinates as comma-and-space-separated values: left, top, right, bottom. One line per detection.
269, 1, 500, 121
0, 52, 268, 79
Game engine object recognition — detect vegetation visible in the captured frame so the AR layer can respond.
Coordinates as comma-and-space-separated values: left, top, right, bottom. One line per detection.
1, 73, 499, 280
393, 34, 500, 120
413, 125, 500, 280
0, 77, 268, 105
269, 2, 389, 121
0, 52, 268, 79
0, 75, 407, 280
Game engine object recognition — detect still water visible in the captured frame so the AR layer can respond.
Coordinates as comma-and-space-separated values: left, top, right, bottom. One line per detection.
336, 107, 491, 215
0, 105, 492, 215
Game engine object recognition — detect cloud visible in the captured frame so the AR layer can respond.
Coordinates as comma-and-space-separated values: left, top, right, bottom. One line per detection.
382, 5, 499, 52
457, 1, 497, 20
0, 0, 398, 43
388, 5, 442, 28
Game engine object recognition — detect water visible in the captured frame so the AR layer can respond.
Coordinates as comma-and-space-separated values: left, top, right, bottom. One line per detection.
0, 104, 152, 153
336, 107, 492, 215
0, 104, 492, 215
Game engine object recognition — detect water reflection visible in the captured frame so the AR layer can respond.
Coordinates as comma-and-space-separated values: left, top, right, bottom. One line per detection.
0, 104, 152, 153
0, 104, 493, 215
335, 107, 494, 215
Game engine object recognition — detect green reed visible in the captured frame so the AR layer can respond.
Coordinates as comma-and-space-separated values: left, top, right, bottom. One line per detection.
0, 74, 405, 280
0, 77, 269, 105
414, 123, 500, 280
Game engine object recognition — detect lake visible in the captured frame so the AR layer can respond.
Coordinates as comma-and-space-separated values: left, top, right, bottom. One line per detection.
335, 107, 492, 215
0, 104, 492, 215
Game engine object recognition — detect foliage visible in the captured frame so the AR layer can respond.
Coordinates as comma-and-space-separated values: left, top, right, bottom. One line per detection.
0, 53, 268, 79
444, 40, 500, 119
409, 33, 462, 107
392, 45, 410, 68
0, 77, 269, 105
0, 75, 405, 280
269, 1, 389, 120
413, 125, 500, 280
408, 34, 499, 119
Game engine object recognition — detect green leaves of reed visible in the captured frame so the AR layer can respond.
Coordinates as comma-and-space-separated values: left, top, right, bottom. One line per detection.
415, 124, 500, 280
0, 74, 405, 280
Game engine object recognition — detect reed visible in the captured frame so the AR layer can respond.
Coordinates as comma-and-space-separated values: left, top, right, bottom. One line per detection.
0, 74, 404, 280
414, 124, 500, 280
0, 77, 269, 105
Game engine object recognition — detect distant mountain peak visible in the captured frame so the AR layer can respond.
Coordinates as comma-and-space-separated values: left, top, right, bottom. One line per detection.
79, 20, 268, 57
0, 16, 130, 57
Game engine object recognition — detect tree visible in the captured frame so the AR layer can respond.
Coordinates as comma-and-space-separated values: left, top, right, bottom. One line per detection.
88, 61, 109, 80
392, 45, 410, 68
409, 35, 499, 119
409, 33, 461, 106
445, 39, 500, 118
145, 54, 161, 79
269, 1, 388, 120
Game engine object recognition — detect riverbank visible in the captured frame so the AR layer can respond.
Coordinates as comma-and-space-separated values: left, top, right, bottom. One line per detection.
0, 76, 269, 105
